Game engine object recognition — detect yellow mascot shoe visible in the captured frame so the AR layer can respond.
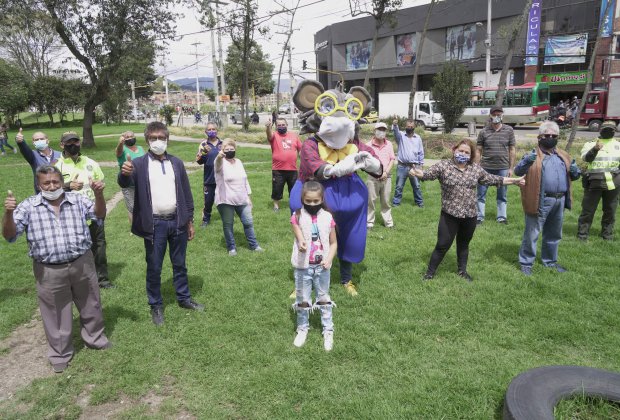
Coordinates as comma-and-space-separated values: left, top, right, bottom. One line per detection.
343, 281, 358, 297
289, 289, 296, 299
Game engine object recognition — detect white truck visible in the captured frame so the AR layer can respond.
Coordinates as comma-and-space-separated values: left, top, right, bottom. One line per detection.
377, 91, 444, 131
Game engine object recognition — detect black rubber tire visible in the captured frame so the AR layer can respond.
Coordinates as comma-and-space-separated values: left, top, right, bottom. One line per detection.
503, 365, 620, 420
588, 119, 603, 132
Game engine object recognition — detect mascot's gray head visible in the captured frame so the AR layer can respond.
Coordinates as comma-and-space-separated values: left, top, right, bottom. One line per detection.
293, 80, 372, 150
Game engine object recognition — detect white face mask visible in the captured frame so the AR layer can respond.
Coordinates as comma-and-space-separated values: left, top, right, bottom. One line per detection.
375, 130, 386, 139
491, 116, 502, 124
150, 140, 167, 155
34, 140, 48, 150
41, 188, 64, 201
318, 116, 355, 150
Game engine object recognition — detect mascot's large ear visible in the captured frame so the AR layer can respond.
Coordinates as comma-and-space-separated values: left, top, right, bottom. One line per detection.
348, 86, 373, 117
293, 80, 325, 113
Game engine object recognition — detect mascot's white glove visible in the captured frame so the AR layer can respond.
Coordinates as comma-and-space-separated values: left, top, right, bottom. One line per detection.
323, 153, 358, 178
355, 151, 381, 174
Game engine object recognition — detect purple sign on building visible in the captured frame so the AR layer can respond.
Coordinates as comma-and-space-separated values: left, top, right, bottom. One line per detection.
525, 2, 542, 66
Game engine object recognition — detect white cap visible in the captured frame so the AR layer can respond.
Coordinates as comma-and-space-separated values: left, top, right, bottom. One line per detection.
374, 122, 387, 129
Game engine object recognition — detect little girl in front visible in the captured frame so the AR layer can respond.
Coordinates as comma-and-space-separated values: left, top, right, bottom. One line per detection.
291, 181, 337, 351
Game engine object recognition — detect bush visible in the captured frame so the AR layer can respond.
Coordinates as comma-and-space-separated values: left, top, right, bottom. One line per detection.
159, 105, 175, 126
431, 61, 472, 133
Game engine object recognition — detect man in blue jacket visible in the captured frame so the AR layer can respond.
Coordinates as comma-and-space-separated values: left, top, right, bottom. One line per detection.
391, 119, 424, 207
195, 122, 222, 227
15, 128, 61, 192
119, 121, 204, 325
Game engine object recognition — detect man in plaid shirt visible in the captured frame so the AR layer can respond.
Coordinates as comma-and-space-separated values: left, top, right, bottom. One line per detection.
3, 165, 111, 373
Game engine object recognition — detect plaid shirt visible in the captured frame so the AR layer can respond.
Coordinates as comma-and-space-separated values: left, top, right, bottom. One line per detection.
422, 160, 504, 218
8, 192, 100, 264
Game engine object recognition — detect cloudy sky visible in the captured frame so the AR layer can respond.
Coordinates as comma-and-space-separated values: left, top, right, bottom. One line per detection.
159, 0, 431, 83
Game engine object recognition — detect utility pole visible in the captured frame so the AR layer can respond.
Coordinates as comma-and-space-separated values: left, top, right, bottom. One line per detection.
210, 28, 220, 112
161, 57, 170, 105
130, 80, 138, 118
485, 0, 492, 88
216, 6, 227, 113
287, 45, 295, 122
191, 41, 202, 111
275, 0, 301, 110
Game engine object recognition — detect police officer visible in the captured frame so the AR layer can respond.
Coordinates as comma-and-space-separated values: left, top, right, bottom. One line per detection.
577, 121, 620, 241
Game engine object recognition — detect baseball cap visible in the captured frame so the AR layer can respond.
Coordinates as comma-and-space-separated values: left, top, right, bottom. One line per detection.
600, 121, 616, 138
489, 106, 503, 114
61, 132, 80, 143
374, 122, 387, 129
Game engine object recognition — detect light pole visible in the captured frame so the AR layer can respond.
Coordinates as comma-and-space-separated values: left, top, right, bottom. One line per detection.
485, 0, 492, 88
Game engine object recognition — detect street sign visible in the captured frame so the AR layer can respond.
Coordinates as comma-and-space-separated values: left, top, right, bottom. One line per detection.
219, 95, 231, 102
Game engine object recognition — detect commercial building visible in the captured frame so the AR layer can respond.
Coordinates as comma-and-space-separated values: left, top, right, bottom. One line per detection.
314, 0, 617, 109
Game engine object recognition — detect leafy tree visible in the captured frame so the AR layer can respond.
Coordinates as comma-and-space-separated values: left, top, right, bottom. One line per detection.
431, 61, 472, 133
204, 88, 216, 102
0, 59, 30, 123
152, 76, 181, 92
159, 105, 175, 125
17, 0, 177, 146
0, 7, 58, 78
349, 0, 402, 92
224, 41, 275, 100
29, 76, 88, 125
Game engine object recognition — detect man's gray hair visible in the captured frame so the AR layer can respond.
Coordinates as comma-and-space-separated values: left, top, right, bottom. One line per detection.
36, 165, 62, 180
539, 120, 560, 135
206, 121, 218, 129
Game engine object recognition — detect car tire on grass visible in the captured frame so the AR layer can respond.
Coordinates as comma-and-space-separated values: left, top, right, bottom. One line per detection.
503, 365, 620, 420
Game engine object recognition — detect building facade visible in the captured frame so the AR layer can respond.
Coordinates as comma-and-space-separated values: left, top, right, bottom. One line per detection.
314, 0, 616, 109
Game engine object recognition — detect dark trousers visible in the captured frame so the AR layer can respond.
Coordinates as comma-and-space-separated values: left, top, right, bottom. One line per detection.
202, 183, 216, 222
427, 211, 477, 275
144, 218, 191, 307
33, 251, 109, 365
271, 170, 298, 201
88, 221, 109, 284
578, 187, 619, 240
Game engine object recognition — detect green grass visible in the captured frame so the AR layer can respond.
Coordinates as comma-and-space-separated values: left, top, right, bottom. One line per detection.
0, 124, 619, 418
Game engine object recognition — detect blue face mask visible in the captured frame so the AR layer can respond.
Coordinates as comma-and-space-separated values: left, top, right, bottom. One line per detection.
454, 152, 470, 164
34, 140, 48, 150
206, 130, 217, 138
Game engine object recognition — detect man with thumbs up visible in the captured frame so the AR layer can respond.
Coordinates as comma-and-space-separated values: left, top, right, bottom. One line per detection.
514, 121, 581, 276
2, 165, 111, 373
55, 132, 113, 288
15, 128, 62, 193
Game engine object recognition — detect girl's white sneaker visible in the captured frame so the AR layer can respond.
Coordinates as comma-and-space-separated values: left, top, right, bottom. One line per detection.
323, 331, 334, 351
293, 330, 308, 347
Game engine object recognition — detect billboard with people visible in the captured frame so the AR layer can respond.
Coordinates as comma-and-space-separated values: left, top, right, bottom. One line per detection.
345, 40, 372, 70
445, 23, 477, 61
396, 33, 417, 66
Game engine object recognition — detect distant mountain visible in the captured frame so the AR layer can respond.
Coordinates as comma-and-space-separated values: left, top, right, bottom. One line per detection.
172, 77, 214, 91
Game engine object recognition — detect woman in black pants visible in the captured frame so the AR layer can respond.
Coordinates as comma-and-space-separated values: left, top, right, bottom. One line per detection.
410, 139, 524, 281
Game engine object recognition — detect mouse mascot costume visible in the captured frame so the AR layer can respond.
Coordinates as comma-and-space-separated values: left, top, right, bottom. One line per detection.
290, 80, 383, 296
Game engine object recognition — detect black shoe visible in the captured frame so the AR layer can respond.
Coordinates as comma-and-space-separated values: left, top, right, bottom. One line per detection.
458, 271, 473, 282
99, 281, 116, 289
416, 203, 424, 208
476, 219, 484, 226
52, 362, 68, 373
201, 220, 209, 227
423, 272, 434, 281
520, 265, 532, 276
496, 218, 508, 225
178, 299, 205, 311
151, 306, 164, 326
547, 264, 567, 273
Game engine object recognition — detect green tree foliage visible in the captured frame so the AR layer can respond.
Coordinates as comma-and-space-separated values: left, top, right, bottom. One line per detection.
152, 76, 181, 92
16, 0, 177, 146
30, 76, 88, 125
204, 88, 216, 102
159, 105, 175, 125
224, 41, 275, 101
431, 61, 472, 133
0, 59, 30, 122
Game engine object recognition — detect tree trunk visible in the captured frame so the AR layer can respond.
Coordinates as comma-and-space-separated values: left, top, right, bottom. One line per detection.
495, 0, 533, 107
82, 100, 97, 148
47, 111, 54, 125
567, 0, 613, 151
363, 21, 380, 93
408, 0, 436, 120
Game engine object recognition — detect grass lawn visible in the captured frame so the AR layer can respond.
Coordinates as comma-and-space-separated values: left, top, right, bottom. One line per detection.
0, 124, 619, 418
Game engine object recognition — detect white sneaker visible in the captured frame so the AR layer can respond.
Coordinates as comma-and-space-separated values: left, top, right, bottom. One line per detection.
324, 331, 334, 351
13, 148, 17, 154
228, 249, 237, 256
293, 330, 308, 347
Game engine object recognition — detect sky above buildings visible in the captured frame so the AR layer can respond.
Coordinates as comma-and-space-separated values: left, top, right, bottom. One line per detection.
159, 0, 431, 83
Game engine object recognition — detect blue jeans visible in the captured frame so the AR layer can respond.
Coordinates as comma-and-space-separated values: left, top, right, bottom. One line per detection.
477, 168, 508, 221
518, 196, 565, 267
293, 265, 334, 333
392, 163, 423, 206
144, 219, 191, 307
0, 136, 15, 153
217, 204, 259, 251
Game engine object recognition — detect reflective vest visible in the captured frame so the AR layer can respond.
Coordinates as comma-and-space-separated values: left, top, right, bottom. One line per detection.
580, 139, 620, 190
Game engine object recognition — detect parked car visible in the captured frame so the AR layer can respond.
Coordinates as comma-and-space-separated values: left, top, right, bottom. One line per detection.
124, 110, 145, 120
278, 103, 291, 114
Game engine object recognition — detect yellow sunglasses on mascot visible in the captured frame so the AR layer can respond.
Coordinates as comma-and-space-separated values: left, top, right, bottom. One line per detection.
314, 92, 364, 120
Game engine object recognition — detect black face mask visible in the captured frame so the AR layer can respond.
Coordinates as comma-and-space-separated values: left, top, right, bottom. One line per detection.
64, 144, 80, 156
405, 128, 414, 135
125, 138, 136, 147
224, 150, 236, 159
538, 135, 558, 149
303, 203, 322, 215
